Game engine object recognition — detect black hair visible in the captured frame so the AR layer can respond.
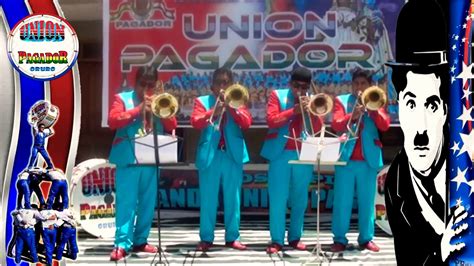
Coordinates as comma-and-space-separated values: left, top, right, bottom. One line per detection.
135, 65, 158, 82
291, 67, 312, 83
212, 67, 233, 83
391, 66, 449, 113
352, 68, 372, 83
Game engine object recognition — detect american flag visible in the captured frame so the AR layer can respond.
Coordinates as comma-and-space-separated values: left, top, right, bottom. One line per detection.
449, 0, 474, 264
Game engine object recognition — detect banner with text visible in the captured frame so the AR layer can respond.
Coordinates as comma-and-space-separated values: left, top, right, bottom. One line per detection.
103, 0, 404, 126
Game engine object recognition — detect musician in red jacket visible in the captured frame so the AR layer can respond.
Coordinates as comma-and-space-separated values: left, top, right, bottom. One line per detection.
108, 66, 177, 261
331, 69, 390, 253
260, 67, 324, 253
191, 67, 252, 252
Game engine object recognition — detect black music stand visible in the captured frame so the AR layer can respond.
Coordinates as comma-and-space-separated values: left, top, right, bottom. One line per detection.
129, 117, 187, 265
288, 131, 347, 265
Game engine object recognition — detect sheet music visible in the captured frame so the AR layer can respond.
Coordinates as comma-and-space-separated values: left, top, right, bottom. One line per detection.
134, 134, 178, 164
299, 137, 341, 162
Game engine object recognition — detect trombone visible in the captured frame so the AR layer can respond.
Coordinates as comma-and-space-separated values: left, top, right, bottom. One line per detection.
299, 81, 334, 137
346, 86, 387, 137
208, 83, 249, 130
138, 80, 179, 136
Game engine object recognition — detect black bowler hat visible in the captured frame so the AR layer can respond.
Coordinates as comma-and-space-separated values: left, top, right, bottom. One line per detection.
386, 0, 448, 68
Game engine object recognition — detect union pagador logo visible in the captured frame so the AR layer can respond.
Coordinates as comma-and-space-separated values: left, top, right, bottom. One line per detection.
7, 14, 79, 80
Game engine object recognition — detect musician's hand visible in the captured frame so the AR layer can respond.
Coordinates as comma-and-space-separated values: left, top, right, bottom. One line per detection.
218, 89, 225, 102
441, 203, 468, 261
300, 96, 310, 113
144, 95, 153, 112
31, 117, 38, 127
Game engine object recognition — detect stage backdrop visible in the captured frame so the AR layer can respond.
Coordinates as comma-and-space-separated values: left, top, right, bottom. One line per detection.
72, 163, 390, 228
103, 0, 404, 127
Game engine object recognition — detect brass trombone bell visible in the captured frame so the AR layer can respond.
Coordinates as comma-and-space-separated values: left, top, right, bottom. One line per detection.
151, 92, 179, 119
224, 84, 249, 109
361, 86, 387, 111
299, 80, 332, 136
208, 83, 249, 128
346, 86, 387, 137
308, 93, 334, 117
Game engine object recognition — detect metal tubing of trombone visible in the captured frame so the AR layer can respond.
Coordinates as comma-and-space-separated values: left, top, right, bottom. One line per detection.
346, 91, 363, 138
300, 92, 315, 137
347, 113, 363, 138
299, 95, 308, 135
215, 106, 225, 130
208, 108, 225, 131
208, 91, 225, 130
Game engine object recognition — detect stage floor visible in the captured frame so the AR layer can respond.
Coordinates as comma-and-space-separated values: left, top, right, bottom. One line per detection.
70, 210, 396, 265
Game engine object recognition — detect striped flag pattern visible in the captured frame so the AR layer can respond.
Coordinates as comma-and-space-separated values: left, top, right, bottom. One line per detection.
70, 212, 396, 265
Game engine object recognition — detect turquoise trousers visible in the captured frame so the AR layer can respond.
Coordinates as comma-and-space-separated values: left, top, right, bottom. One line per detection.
114, 166, 157, 250
332, 160, 377, 245
268, 150, 313, 246
199, 150, 243, 243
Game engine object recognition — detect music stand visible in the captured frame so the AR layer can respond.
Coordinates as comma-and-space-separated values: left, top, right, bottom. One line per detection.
288, 128, 347, 265
128, 118, 187, 265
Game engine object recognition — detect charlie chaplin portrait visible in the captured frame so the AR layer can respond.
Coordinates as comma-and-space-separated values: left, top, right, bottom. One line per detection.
384, 0, 468, 265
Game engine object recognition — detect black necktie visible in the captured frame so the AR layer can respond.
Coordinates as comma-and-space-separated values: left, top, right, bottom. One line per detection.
419, 177, 445, 220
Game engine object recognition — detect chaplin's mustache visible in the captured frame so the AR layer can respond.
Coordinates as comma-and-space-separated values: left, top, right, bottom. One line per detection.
414, 130, 429, 148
